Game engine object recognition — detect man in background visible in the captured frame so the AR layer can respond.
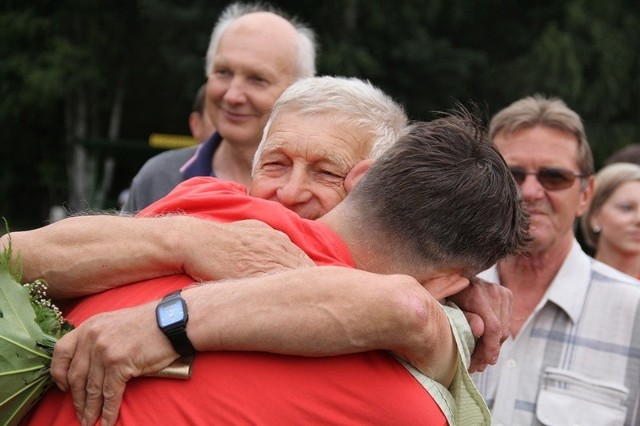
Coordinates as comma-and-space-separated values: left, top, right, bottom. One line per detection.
187, 83, 216, 143
473, 95, 640, 425
118, 83, 216, 209
123, 2, 316, 212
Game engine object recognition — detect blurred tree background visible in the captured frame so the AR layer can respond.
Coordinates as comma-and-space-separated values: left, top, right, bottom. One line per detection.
1, 0, 639, 231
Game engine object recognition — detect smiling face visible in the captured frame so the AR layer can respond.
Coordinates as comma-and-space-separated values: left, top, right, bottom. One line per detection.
494, 125, 593, 254
592, 180, 640, 257
249, 111, 373, 220
206, 12, 299, 149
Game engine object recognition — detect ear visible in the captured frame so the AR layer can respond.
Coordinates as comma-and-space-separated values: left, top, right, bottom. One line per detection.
589, 210, 601, 230
344, 159, 373, 193
422, 273, 469, 302
188, 111, 200, 138
575, 174, 595, 217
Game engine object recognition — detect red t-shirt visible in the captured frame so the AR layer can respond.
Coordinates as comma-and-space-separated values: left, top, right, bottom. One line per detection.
27, 177, 447, 425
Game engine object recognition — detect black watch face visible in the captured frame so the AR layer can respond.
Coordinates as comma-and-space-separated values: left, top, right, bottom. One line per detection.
158, 298, 185, 328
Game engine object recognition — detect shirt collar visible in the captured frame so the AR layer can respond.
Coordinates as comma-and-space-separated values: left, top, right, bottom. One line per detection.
479, 239, 591, 325
180, 132, 223, 179
544, 239, 591, 324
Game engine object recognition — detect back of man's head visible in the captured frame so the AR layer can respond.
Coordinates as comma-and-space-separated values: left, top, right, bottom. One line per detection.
253, 76, 407, 172
347, 109, 531, 276
205, 2, 316, 78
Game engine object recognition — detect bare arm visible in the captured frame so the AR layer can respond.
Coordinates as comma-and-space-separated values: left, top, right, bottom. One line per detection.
51, 267, 459, 426
1, 215, 313, 299
2, 215, 508, 372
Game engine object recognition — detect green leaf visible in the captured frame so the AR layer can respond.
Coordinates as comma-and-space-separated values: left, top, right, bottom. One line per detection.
0, 229, 56, 425
0, 373, 51, 426
0, 268, 48, 350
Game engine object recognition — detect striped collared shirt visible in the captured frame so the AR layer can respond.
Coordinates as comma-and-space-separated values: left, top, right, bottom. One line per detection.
473, 240, 640, 426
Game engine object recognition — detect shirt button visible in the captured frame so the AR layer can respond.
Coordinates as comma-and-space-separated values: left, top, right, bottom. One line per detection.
506, 359, 517, 369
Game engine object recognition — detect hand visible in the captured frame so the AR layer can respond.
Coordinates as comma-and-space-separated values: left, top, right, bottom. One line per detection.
181, 219, 316, 281
50, 303, 177, 426
447, 277, 512, 373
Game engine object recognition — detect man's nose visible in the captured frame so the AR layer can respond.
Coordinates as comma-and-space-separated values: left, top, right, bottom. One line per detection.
222, 77, 247, 104
276, 168, 313, 206
519, 174, 545, 201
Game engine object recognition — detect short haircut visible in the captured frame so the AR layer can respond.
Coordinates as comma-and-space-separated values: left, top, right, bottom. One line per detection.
204, 2, 316, 78
346, 110, 531, 276
489, 95, 594, 179
192, 83, 207, 114
253, 76, 408, 173
580, 162, 640, 248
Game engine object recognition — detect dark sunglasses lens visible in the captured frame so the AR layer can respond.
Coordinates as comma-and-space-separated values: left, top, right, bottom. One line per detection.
509, 168, 526, 185
538, 168, 575, 190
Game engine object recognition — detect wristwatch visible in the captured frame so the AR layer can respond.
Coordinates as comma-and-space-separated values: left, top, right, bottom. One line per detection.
155, 290, 196, 357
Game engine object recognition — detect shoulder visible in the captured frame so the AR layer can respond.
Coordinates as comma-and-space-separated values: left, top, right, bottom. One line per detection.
124, 147, 199, 213
139, 147, 199, 172
590, 258, 640, 291
582, 259, 640, 324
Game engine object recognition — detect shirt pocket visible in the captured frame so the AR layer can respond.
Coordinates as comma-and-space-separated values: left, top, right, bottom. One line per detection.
535, 367, 628, 426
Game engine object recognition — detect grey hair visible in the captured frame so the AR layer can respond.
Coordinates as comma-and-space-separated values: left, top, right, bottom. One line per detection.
580, 162, 640, 248
489, 94, 594, 178
204, 2, 316, 78
252, 76, 408, 173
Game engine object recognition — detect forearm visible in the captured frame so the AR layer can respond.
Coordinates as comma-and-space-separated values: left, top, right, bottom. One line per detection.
183, 266, 458, 385
1, 215, 188, 299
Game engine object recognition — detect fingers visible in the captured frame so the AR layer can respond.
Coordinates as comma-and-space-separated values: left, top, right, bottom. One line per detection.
51, 332, 77, 392
453, 277, 513, 373
463, 312, 484, 339
66, 339, 92, 423
80, 350, 107, 426
100, 372, 127, 426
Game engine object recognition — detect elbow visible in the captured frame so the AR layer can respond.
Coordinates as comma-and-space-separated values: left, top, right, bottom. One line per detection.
386, 276, 457, 386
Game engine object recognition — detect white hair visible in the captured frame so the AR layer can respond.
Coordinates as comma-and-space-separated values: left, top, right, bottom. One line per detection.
204, 2, 316, 78
252, 76, 408, 173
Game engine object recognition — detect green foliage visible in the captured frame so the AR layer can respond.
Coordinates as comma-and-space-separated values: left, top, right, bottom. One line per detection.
0, 225, 74, 425
1, 0, 640, 229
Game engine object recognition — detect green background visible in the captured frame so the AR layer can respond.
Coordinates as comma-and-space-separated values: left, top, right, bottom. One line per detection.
1, 0, 638, 231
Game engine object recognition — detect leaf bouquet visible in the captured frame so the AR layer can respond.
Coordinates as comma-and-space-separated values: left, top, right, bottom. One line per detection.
0, 234, 73, 426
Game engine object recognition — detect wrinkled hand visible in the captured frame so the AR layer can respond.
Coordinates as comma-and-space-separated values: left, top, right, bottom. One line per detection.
51, 303, 176, 426
182, 219, 315, 281
448, 277, 512, 373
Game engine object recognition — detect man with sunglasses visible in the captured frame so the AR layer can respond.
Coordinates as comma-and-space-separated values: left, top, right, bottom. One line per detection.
472, 95, 640, 426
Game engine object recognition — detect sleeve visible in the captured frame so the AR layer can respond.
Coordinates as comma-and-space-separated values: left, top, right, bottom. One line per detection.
395, 303, 492, 426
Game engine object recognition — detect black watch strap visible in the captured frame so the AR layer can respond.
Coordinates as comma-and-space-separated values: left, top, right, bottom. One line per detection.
157, 290, 196, 357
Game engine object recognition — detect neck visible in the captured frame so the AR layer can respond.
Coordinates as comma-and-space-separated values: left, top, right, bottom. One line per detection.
317, 206, 380, 272
212, 138, 256, 187
499, 235, 574, 336
595, 248, 640, 278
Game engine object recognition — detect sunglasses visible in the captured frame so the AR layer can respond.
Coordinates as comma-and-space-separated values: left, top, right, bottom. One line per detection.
509, 166, 586, 191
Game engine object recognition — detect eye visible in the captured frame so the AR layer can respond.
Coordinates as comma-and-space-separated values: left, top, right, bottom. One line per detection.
616, 203, 635, 212
320, 170, 342, 179
257, 154, 291, 174
249, 74, 269, 86
213, 68, 231, 78
508, 167, 527, 185
262, 161, 285, 170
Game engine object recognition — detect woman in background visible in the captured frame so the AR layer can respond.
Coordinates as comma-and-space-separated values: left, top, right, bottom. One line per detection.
581, 162, 640, 279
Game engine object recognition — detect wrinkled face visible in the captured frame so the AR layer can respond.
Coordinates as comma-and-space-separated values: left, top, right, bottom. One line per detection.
494, 125, 591, 254
206, 14, 298, 148
592, 181, 640, 257
250, 111, 372, 219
